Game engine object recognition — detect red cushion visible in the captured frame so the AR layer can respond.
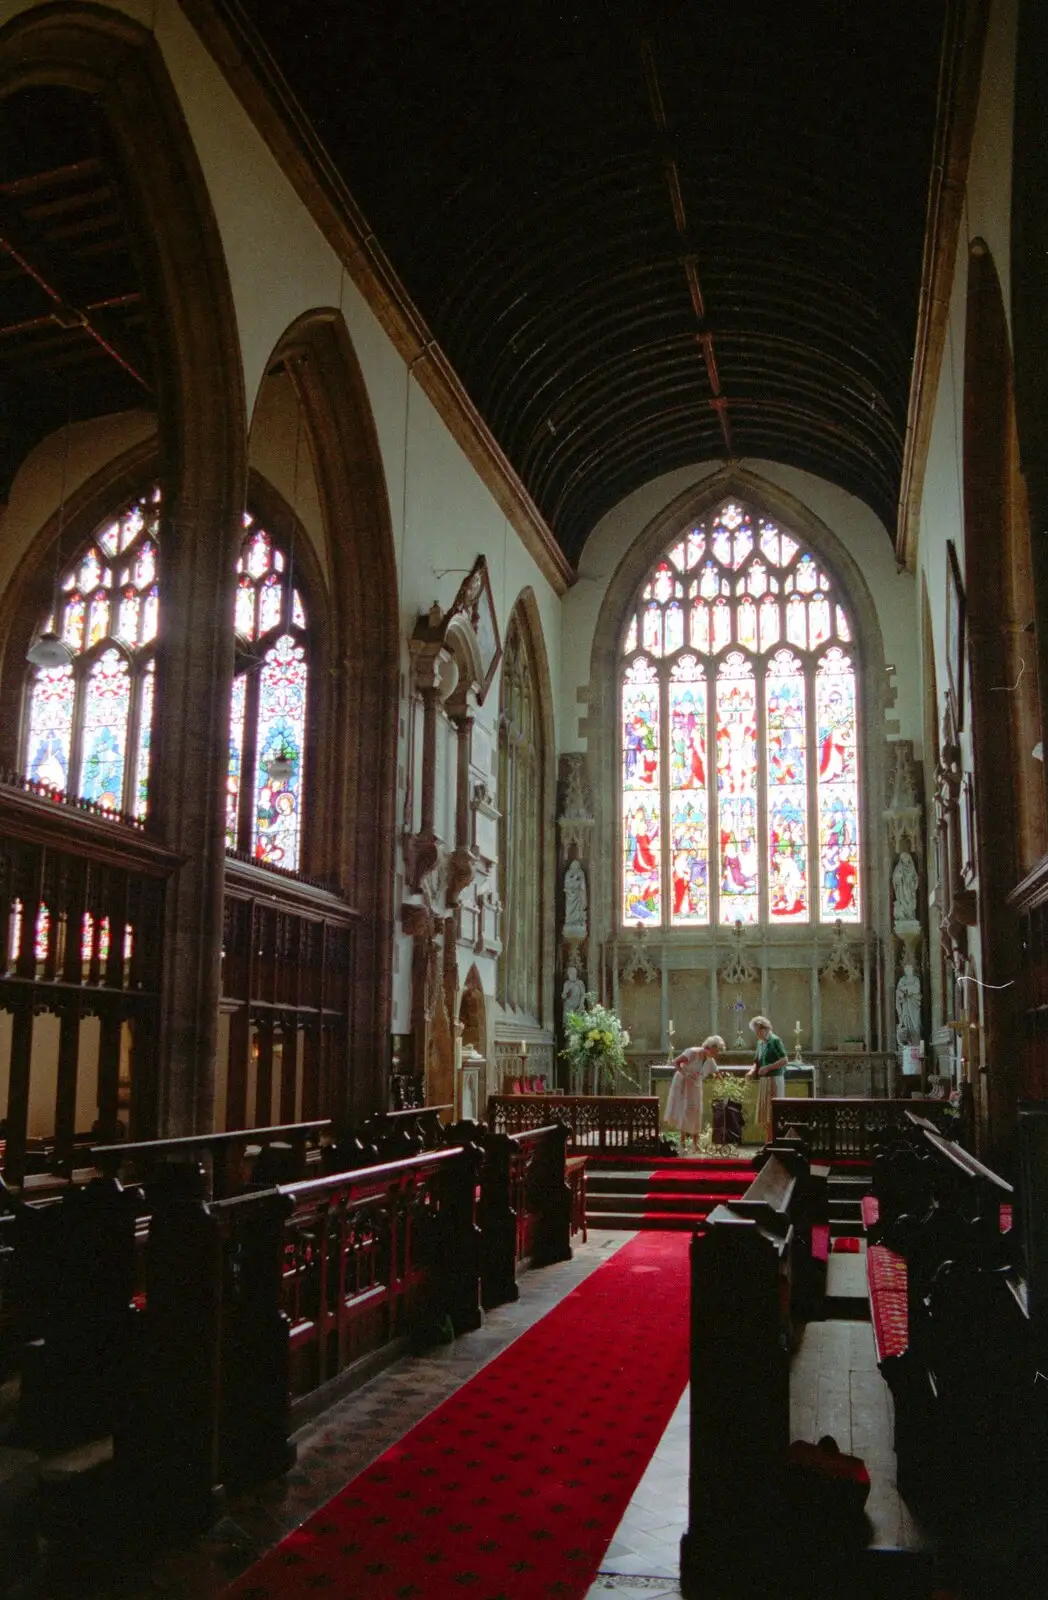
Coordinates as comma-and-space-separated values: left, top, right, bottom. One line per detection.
866, 1243, 908, 1362
810, 1224, 831, 1263
1000, 1203, 1013, 1234
861, 1194, 880, 1230
832, 1236, 861, 1253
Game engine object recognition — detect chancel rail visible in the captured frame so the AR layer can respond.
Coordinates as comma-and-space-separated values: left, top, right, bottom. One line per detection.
487, 1093, 660, 1151
771, 1097, 957, 1160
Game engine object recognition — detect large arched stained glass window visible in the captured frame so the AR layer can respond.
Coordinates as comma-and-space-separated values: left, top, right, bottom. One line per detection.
23, 490, 160, 817
620, 500, 861, 928
227, 514, 309, 872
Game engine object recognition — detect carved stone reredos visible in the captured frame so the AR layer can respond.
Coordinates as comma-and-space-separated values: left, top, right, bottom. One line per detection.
719, 920, 757, 985
560, 752, 593, 819
821, 918, 862, 982
620, 925, 659, 983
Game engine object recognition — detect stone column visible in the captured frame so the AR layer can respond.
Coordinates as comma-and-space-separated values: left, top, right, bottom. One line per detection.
151, 490, 241, 1136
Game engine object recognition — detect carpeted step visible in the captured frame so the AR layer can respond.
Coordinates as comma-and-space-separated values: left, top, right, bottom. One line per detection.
589, 1190, 740, 1216
590, 1211, 707, 1231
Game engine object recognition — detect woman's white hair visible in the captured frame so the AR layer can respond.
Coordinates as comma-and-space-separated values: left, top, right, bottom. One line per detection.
702, 1035, 726, 1052
749, 1015, 773, 1033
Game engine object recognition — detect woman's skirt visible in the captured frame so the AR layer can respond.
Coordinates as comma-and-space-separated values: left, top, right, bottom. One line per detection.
664, 1070, 703, 1136
754, 1072, 783, 1141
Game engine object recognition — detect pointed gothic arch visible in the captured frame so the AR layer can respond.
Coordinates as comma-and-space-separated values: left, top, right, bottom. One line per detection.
256, 309, 399, 1119
497, 589, 555, 1029
0, 5, 247, 1136
586, 468, 889, 958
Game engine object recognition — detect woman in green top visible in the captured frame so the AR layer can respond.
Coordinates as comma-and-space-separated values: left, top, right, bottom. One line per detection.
747, 1014, 787, 1141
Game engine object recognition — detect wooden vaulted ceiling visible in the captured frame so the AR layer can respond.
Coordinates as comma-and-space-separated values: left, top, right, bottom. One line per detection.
0, 84, 154, 503
0, 6, 949, 568
236, 0, 948, 563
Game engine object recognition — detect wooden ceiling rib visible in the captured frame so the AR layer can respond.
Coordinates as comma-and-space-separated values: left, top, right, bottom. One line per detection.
232, 0, 946, 562
0, 90, 154, 501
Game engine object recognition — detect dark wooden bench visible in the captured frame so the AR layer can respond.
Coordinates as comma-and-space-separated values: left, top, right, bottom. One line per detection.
683, 1163, 793, 1593
861, 1118, 1030, 1501
92, 1119, 333, 1200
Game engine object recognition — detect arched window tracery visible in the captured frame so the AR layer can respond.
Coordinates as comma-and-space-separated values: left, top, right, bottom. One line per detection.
22, 493, 312, 875
23, 489, 160, 817
227, 513, 309, 872
620, 499, 862, 929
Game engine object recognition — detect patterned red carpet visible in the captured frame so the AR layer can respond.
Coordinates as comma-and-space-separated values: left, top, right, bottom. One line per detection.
223, 1231, 692, 1600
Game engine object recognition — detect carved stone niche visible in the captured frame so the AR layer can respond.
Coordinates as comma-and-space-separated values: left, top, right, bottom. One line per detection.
558, 752, 594, 857
471, 779, 500, 870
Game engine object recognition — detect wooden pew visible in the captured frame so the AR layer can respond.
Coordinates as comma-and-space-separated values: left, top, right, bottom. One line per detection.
862, 1120, 1031, 1502
682, 1181, 793, 1593
120, 1143, 483, 1530
92, 1118, 332, 1200
452, 1121, 573, 1311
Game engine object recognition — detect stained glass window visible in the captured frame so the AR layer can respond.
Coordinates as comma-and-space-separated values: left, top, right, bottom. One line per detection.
228, 515, 309, 871
619, 499, 862, 927
23, 489, 161, 816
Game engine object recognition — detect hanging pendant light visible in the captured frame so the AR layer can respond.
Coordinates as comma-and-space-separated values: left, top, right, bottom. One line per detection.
27, 413, 73, 669
265, 748, 294, 782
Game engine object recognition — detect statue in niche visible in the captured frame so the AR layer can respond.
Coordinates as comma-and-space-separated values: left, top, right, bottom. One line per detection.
895, 961, 922, 1048
892, 850, 919, 925
564, 859, 588, 933
561, 965, 587, 1016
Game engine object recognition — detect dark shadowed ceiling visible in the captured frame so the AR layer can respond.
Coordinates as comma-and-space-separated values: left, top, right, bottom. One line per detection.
0, 85, 154, 501
236, 0, 947, 562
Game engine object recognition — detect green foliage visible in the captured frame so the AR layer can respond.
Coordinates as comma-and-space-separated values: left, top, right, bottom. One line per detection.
707, 1071, 756, 1110
560, 996, 637, 1091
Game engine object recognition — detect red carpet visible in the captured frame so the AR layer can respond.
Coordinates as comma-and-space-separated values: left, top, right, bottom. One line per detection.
647, 1165, 753, 1182
223, 1231, 692, 1600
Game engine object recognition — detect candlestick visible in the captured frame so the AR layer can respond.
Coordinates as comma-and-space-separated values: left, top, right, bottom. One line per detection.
793, 1019, 803, 1063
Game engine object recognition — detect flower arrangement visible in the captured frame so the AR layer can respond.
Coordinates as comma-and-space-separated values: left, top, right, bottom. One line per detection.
561, 997, 637, 1092
707, 1070, 755, 1110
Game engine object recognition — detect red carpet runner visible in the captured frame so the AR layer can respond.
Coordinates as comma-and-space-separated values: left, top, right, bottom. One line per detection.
223, 1231, 692, 1600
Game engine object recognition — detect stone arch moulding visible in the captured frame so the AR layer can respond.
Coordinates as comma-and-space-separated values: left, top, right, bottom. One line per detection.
258, 307, 400, 1120
500, 585, 557, 1032
583, 465, 892, 982
0, 4, 248, 1137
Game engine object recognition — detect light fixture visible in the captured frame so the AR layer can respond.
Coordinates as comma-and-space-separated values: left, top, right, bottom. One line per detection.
265, 748, 294, 782
27, 416, 73, 670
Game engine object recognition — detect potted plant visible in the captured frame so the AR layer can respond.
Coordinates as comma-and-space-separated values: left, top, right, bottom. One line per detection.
707, 1070, 755, 1145
560, 997, 636, 1094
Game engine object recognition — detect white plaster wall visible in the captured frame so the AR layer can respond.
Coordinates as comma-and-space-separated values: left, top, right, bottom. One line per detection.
248, 369, 328, 585
914, 0, 1018, 765
561, 459, 919, 751
0, 410, 156, 609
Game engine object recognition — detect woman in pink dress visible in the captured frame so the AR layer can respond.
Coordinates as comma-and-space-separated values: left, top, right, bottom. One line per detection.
664, 1035, 726, 1151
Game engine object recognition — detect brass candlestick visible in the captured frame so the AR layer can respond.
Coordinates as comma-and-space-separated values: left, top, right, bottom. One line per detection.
793, 1019, 803, 1062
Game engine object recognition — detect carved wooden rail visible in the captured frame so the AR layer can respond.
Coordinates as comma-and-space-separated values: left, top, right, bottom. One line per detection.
771, 1097, 957, 1160
119, 1145, 482, 1524
91, 1119, 332, 1200
486, 1093, 660, 1151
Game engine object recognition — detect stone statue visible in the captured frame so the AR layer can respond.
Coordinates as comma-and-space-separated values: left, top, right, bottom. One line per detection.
564, 859, 588, 933
561, 964, 586, 1015
895, 961, 922, 1048
892, 850, 919, 925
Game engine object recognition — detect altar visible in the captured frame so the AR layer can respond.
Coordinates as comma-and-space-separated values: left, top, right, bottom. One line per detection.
649, 1059, 816, 1144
